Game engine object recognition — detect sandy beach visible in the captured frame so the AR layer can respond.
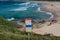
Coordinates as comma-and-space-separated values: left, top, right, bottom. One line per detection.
32, 1, 60, 36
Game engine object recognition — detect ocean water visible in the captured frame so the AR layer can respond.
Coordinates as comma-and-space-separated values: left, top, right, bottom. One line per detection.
0, 2, 51, 20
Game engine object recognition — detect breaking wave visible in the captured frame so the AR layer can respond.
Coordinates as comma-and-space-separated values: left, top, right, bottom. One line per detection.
46, 12, 54, 19
10, 2, 40, 11
11, 7, 28, 11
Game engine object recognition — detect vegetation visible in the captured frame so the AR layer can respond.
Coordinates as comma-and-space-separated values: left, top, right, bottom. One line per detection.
0, 17, 60, 40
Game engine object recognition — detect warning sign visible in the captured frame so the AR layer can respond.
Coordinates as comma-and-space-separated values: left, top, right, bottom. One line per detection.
25, 18, 32, 32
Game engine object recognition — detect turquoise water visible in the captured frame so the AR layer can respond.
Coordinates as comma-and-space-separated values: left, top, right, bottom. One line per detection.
0, 2, 51, 20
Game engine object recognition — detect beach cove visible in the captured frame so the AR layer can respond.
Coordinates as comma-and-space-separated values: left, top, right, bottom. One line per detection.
1, 1, 60, 36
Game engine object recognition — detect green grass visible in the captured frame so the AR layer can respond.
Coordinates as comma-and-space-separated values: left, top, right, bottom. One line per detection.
0, 17, 60, 40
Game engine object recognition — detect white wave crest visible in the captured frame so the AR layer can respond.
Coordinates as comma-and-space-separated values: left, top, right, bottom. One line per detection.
18, 2, 30, 5
46, 12, 54, 19
11, 2, 40, 11
10, 7, 28, 11
40, 11, 54, 19
7, 18, 15, 21
37, 7, 41, 11
17, 2, 38, 7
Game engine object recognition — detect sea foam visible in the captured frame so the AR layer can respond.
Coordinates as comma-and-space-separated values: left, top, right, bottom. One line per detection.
39, 11, 54, 20
7, 18, 15, 21
37, 7, 41, 11
18, 2, 30, 5
10, 7, 28, 11
46, 12, 54, 19
10, 2, 39, 11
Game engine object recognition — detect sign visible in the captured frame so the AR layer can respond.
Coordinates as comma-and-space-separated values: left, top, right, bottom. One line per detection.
25, 18, 32, 32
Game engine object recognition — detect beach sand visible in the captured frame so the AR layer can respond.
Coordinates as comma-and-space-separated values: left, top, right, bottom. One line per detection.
32, 1, 60, 36
33, 22, 60, 36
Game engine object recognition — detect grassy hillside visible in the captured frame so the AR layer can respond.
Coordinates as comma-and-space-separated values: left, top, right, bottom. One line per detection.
0, 17, 60, 40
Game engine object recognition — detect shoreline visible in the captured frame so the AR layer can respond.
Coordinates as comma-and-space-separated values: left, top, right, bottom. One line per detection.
41, 5, 57, 20
40, 3, 56, 20
41, 2, 60, 21
38, 10, 54, 20
33, 1, 59, 21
